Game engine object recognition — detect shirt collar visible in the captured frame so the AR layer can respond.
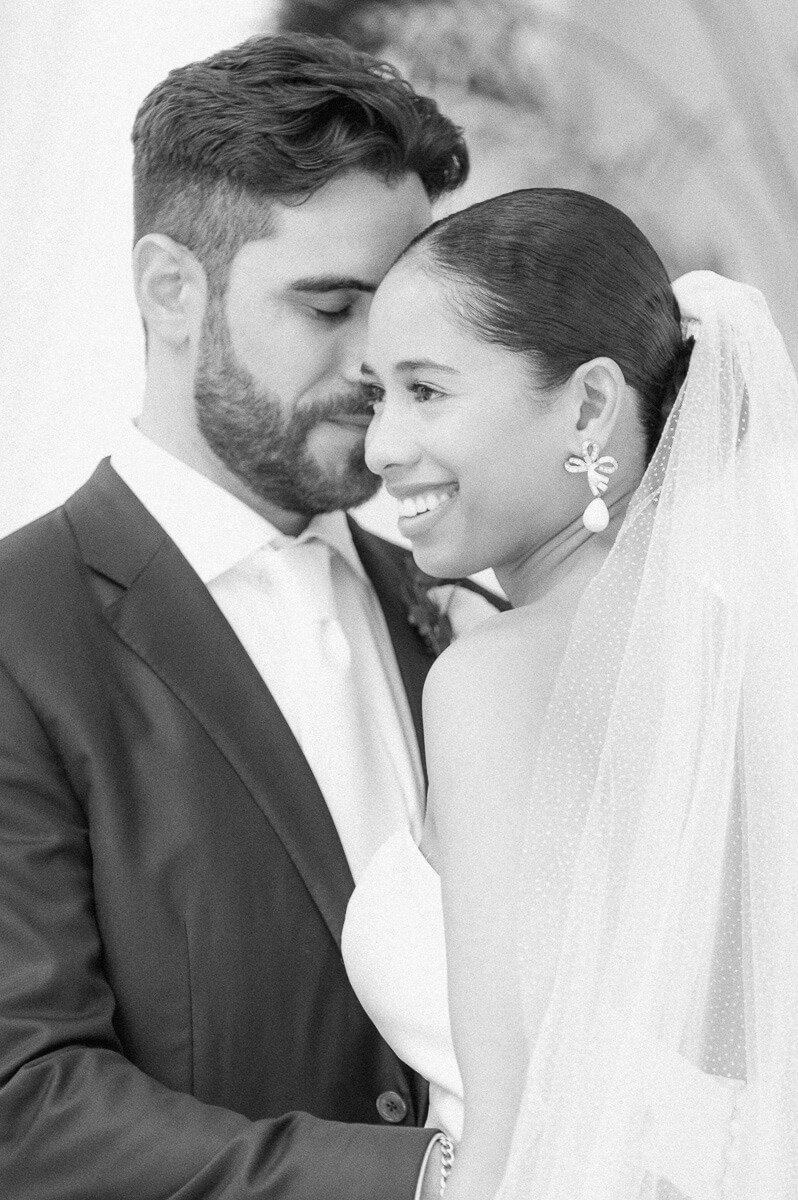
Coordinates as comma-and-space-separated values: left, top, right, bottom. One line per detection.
110, 421, 366, 585
297, 510, 367, 582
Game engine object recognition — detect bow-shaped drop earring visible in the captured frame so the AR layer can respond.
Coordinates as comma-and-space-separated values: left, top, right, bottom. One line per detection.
564, 440, 618, 532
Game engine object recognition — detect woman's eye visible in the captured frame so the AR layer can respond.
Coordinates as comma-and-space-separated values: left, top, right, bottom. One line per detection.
412, 382, 441, 403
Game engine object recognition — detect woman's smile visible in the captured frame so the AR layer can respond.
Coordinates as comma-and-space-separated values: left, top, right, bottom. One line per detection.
390, 482, 460, 538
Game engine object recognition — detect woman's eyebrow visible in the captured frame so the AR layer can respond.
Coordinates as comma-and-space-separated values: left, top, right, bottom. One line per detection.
360, 358, 459, 377
394, 358, 458, 373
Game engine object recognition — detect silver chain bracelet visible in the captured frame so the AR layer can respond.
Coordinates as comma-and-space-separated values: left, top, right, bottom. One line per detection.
439, 1134, 455, 1195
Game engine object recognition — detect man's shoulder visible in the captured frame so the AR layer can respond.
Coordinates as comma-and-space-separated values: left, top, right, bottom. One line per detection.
0, 502, 75, 582
0, 460, 115, 571
0, 504, 92, 680
0, 463, 129, 631
1, 460, 167, 596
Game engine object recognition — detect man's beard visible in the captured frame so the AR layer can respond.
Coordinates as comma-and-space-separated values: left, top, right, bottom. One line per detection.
194, 305, 381, 516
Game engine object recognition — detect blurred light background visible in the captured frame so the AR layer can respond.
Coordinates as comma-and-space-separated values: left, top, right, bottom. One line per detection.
2, 0, 797, 540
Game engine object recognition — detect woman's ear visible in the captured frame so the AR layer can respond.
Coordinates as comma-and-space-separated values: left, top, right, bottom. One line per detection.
566, 357, 627, 453
132, 234, 207, 350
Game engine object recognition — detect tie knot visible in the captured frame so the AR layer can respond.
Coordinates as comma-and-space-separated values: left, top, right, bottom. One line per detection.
278, 538, 352, 668
273, 537, 336, 622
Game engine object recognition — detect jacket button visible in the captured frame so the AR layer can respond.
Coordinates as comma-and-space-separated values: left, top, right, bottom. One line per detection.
376, 1090, 408, 1123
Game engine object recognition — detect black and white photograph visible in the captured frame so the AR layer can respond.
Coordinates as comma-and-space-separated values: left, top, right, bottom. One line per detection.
1, 2, 797, 1197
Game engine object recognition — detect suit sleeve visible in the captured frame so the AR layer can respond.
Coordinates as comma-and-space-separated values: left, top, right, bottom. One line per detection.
0, 661, 435, 1199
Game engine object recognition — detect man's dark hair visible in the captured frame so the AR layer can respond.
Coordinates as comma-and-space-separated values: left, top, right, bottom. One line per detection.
132, 32, 468, 293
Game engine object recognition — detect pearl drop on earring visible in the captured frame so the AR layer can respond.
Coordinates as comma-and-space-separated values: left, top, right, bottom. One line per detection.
582, 496, 611, 532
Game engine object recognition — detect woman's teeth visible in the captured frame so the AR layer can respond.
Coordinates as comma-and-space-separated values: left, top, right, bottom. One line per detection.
398, 489, 456, 518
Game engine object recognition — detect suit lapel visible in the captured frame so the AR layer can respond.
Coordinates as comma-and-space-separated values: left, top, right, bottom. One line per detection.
348, 519, 434, 779
67, 461, 354, 945
349, 521, 510, 782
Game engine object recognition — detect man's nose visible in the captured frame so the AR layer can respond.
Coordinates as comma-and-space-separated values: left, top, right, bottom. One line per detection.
340, 306, 372, 386
365, 398, 420, 478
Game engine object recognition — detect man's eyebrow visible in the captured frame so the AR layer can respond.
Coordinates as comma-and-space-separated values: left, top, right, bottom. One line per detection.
290, 275, 377, 294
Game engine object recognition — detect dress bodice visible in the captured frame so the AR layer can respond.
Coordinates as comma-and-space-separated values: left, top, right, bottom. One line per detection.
341, 827, 464, 1140
342, 829, 748, 1198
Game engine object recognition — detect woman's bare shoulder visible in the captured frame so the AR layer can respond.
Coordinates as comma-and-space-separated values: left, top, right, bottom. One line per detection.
421, 605, 572, 856
421, 603, 572, 805
424, 604, 569, 719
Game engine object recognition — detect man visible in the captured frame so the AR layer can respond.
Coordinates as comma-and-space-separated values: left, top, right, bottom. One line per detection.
0, 34, 500, 1199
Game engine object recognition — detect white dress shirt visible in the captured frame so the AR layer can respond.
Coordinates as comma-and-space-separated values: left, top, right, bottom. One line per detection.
111, 422, 425, 881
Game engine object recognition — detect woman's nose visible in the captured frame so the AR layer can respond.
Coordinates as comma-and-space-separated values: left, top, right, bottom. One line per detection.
365, 398, 420, 478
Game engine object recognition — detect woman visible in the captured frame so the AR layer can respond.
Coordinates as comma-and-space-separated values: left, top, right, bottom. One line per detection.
342, 189, 798, 1199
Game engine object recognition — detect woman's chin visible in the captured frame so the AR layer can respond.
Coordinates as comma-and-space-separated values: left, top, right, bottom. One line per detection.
411, 541, 482, 581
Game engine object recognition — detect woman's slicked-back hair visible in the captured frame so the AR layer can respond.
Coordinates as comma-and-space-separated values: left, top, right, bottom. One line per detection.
132, 32, 469, 292
404, 189, 691, 461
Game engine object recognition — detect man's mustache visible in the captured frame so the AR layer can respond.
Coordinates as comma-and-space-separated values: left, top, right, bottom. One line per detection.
308, 390, 374, 422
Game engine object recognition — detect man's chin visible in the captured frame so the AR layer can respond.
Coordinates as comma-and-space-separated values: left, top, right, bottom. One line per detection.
285, 457, 379, 515
316, 476, 382, 514
295, 436, 377, 508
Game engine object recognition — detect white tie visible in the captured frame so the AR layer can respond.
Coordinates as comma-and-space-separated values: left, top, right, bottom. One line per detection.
275, 538, 351, 670
255, 536, 408, 881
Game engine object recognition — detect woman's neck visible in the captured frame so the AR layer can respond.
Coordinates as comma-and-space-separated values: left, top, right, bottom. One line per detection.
495, 485, 637, 611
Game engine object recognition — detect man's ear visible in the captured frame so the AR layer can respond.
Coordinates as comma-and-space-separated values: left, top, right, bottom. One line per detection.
566, 357, 627, 452
133, 234, 207, 349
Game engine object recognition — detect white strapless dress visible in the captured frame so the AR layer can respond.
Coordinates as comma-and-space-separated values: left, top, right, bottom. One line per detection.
342, 829, 749, 1199
342, 826, 464, 1139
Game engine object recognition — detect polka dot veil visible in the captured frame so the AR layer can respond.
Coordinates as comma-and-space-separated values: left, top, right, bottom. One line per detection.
498, 273, 798, 1200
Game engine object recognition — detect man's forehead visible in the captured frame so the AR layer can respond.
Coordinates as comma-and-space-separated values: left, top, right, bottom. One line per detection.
231, 240, 387, 293
233, 231, 417, 294
229, 171, 432, 289
281, 172, 429, 242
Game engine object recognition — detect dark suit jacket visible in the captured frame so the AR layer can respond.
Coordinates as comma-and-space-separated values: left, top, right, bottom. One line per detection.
0, 461, 501, 1199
